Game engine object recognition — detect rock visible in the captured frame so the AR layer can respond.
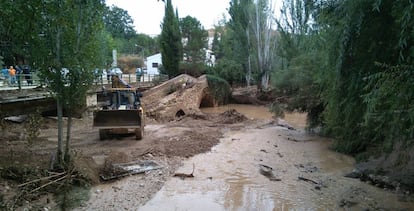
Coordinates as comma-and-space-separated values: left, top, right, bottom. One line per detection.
339, 199, 358, 208
259, 164, 281, 181
344, 169, 362, 179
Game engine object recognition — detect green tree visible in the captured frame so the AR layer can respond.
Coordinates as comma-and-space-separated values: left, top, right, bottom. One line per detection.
35, 0, 106, 165
103, 5, 136, 39
135, 33, 158, 57
227, 0, 254, 85
250, 0, 279, 90
159, 0, 182, 77
318, 0, 414, 153
271, 0, 322, 126
0, 0, 44, 65
211, 18, 227, 61
211, 32, 221, 59
225, 0, 279, 89
209, 59, 244, 86
102, 5, 141, 56
180, 15, 208, 63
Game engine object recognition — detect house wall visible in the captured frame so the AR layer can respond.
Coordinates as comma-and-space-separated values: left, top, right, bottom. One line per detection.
146, 53, 162, 75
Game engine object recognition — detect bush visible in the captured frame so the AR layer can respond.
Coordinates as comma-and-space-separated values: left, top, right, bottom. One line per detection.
209, 59, 244, 87
179, 62, 209, 78
206, 74, 231, 105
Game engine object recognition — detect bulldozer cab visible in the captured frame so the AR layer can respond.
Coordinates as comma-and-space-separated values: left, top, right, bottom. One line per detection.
108, 88, 142, 110
93, 87, 145, 140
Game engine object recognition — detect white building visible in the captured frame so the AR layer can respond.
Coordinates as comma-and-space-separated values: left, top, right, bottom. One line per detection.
205, 49, 216, 67
145, 53, 162, 75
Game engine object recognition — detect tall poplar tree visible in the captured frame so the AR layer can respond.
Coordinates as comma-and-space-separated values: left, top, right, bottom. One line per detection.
159, 0, 182, 78
35, 0, 105, 165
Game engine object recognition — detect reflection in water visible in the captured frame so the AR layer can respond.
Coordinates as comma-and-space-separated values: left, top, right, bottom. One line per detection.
140, 105, 414, 211
224, 168, 250, 209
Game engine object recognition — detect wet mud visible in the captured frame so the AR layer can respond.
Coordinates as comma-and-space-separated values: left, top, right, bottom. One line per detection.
140, 105, 414, 211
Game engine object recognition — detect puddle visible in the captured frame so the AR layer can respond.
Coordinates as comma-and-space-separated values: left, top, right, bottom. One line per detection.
140, 105, 414, 210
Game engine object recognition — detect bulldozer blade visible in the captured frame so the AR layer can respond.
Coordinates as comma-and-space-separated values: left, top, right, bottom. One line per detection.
93, 110, 142, 129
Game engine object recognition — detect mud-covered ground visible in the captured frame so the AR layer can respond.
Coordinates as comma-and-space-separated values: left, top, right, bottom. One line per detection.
0, 108, 252, 210
0, 107, 413, 210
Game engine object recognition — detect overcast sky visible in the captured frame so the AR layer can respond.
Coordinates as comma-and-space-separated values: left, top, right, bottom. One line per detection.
105, 0, 231, 36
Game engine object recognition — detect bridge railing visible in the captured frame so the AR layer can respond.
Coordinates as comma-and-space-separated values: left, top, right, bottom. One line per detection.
93, 73, 169, 86
0, 72, 169, 89
0, 73, 42, 88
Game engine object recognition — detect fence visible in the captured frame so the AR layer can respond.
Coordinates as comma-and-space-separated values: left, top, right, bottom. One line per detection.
0, 72, 168, 89
0, 73, 41, 88
94, 73, 168, 85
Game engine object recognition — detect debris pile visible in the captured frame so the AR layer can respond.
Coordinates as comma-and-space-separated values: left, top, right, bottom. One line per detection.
217, 109, 248, 124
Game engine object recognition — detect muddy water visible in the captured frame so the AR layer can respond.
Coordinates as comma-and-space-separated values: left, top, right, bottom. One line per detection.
201, 104, 307, 129
140, 105, 414, 210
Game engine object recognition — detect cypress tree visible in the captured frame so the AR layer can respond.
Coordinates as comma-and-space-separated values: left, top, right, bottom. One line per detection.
159, 0, 182, 78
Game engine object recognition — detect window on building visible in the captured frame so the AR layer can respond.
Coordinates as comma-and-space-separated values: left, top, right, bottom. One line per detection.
152, 63, 158, 68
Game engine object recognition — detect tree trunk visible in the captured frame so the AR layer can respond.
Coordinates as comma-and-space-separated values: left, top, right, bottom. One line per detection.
55, 6, 63, 166
64, 112, 72, 162
251, 0, 276, 91
56, 98, 64, 165
246, 29, 252, 86
261, 69, 270, 90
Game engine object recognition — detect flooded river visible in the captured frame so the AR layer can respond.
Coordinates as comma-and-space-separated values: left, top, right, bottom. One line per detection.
201, 104, 307, 128
140, 104, 414, 210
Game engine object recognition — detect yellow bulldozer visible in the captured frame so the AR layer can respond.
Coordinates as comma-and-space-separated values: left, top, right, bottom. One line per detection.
93, 87, 144, 140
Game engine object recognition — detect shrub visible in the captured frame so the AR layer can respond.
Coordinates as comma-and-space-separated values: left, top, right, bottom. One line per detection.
206, 74, 231, 105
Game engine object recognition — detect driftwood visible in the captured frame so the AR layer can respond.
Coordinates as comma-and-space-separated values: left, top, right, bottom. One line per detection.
174, 163, 195, 178
18, 171, 66, 187
28, 174, 69, 194
100, 160, 162, 181
298, 176, 318, 184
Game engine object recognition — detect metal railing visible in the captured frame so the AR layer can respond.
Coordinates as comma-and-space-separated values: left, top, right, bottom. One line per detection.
93, 73, 168, 86
0, 73, 168, 90
0, 73, 41, 89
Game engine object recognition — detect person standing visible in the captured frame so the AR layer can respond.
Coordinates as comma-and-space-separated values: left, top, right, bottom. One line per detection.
136, 67, 142, 82
110, 74, 135, 109
15, 65, 23, 87
23, 65, 32, 85
8, 66, 16, 85
1, 66, 10, 86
